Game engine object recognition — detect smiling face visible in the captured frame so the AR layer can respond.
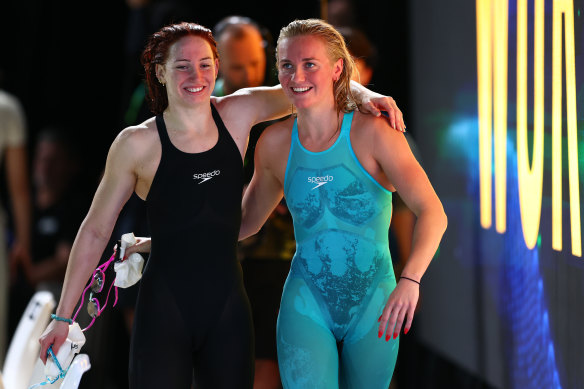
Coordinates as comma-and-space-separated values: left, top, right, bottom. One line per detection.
277, 35, 343, 110
156, 35, 219, 108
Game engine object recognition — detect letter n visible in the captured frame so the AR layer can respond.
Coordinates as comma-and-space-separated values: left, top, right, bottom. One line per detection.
552, 0, 581, 256
517, 0, 544, 249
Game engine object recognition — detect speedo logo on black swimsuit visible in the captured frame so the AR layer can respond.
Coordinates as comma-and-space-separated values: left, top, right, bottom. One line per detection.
308, 175, 333, 190
193, 170, 220, 184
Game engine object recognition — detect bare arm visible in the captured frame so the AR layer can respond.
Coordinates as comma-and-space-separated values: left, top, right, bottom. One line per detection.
121, 236, 152, 257
369, 120, 447, 339
239, 126, 286, 240
216, 83, 405, 144
374, 129, 447, 280
38, 129, 138, 362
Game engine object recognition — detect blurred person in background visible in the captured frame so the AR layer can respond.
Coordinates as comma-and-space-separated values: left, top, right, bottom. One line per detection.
336, 26, 377, 86
212, 16, 273, 97
0, 76, 32, 366
8, 127, 88, 342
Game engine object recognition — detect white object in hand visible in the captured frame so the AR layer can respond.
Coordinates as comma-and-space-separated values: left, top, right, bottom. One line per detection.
114, 232, 144, 288
44, 322, 85, 380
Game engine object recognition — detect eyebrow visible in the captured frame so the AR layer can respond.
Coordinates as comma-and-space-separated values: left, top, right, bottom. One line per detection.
279, 57, 318, 62
174, 57, 213, 62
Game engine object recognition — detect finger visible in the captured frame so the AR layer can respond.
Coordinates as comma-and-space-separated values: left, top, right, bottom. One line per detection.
392, 308, 408, 339
52, 340, 62, 356
398, 111, 405, 132
385, 304, 402, 341
387, 108, 396, 130
403, 306, 415, 334
377, 307, 391, 338
39, 339, 50, 364
366, 102, 381, 117
384, 97, 398, 126
390, 107, 403, 132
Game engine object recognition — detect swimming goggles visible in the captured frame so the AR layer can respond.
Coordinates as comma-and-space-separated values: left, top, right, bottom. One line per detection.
72, 252, 119, 331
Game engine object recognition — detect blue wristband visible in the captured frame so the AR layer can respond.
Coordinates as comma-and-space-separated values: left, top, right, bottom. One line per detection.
50, 314, 73, 324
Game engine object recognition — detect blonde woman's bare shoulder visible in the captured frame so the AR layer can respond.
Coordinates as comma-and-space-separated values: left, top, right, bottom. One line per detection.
256, 116, 295, 158
352, 110, 403, 141
259, 116, 294, 146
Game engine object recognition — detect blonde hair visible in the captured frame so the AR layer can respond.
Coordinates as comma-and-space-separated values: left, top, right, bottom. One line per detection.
276, 19, 357, 113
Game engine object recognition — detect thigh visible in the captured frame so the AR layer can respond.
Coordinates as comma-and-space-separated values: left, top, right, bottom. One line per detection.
129, 276, 193, 389
339, 278, 399, 389
277, 275, 339, 389
193, 283, 254, 389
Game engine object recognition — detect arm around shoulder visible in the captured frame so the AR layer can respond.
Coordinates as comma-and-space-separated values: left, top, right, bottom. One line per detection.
214, 85, 292, 130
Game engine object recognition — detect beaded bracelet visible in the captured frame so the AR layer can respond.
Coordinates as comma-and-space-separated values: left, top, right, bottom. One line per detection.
400, 276, 421, 285
51, 314, 73, 324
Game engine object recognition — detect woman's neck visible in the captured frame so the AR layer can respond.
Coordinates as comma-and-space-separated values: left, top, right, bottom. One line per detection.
296, 105, 343, 146
163, 101, 214, 134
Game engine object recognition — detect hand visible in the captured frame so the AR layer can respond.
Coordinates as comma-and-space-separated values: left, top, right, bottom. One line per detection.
121, 237, 151, 258
39, 320, 69, 364
359, 94, 405, 132
378, 278, 419, 340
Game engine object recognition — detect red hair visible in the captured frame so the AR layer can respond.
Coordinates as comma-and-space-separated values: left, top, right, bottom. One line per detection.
141, 22, 218, 114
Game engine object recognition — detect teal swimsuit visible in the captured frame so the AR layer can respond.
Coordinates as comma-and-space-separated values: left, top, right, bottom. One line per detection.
278, 111, 399, 388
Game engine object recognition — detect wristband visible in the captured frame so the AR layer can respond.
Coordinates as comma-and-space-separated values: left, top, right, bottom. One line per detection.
51, 314, 73, 324
400, 276, 420, 285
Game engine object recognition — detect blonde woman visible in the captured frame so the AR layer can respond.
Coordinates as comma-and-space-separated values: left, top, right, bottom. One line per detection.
239, 19, 447, 387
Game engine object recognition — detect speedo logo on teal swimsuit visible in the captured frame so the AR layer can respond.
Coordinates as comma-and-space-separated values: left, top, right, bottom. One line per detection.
193, 169, 220, 184
308, 175, 334, 190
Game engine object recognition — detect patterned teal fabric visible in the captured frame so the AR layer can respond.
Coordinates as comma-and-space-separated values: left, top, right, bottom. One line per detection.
278, 111, 399, 388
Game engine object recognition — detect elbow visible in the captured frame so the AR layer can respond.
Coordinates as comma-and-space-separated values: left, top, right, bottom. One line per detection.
239, 224, 260, 242
438, 206, 448, 235
79, 216, 112, 244
239, 204, 260, 241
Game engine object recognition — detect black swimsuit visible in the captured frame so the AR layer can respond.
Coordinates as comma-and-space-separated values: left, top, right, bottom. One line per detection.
129, 104, 253, 388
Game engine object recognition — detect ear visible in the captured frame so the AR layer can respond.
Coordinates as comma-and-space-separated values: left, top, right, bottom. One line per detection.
332, 58, 343, 81
215, 58, 219, 79
156, 64, 166, 84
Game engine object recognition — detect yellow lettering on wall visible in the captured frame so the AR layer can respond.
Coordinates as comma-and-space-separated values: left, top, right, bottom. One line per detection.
477, 0, 493, 229
477, 0, 508, 233
552, 0, 581, 256
517, 0, 544, 249
478, 0, 581, 257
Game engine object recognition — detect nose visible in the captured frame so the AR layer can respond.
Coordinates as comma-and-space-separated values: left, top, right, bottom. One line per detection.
291, 67, 305, 82
190, 67, 202, 80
